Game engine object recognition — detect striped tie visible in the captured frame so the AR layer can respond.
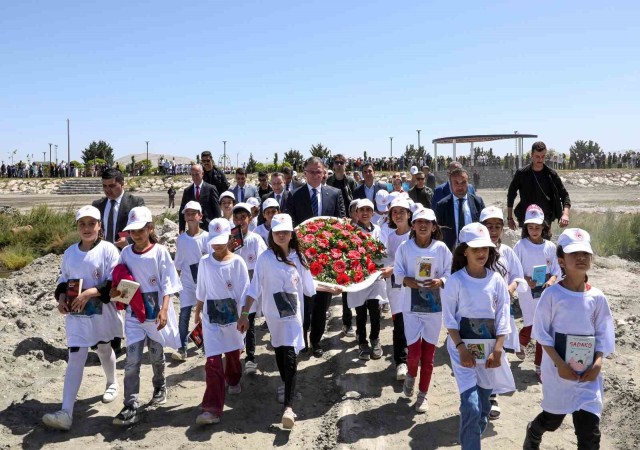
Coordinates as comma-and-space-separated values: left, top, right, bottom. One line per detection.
311, 188, 318, 216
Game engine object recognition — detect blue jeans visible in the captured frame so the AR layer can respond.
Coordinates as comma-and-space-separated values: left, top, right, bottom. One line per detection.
124, 337, 165, 409
459, 385, 492, 450
179, 306, 193, 352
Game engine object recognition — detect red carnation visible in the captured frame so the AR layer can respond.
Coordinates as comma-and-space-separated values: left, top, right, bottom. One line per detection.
345, 224, 355, 231
367, 262, 377, 273
333, 260, 347, 273
351, 237, 363, 246
317, 238, 330, 249
307, 223, 319, 233
358, 246, 366, 255
332, 224, 344, 231
302, 234, 315, 244
330, 248, 342, 259
350, 260, 362, 271
337, 240, 349, 250
336, 272, 350, 285
304, 247, 318, 259
366, 241, 377, 251
310, 262, 323, 276
316, 221, 326, 228
354, 270, 365, 283
341, 230, 351, 238
317, 253, 329, 264
347, 250, 361, 260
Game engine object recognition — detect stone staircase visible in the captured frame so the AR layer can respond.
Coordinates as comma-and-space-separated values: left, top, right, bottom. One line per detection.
54, 178, 104, 195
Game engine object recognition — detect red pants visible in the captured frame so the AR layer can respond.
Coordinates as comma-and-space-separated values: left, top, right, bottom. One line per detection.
519, 325, 543, 366
407, 339, 436, 393
202, 350, 242, 415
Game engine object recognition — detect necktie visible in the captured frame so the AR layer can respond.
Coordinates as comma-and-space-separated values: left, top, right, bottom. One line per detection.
107, 199, 116, 243
457, 197, 466, 241
311, 188, 319, 217
195, 185, 200, 201
276, 194, 281, 206
240, 187, 245, 202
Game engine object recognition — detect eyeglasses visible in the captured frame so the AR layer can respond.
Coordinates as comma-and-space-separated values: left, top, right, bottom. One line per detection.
258, 178, 267, 182
201, 159, 212, 163
334, 161, 345, 165
305, 170, 324, 176
416, 177, 425, 181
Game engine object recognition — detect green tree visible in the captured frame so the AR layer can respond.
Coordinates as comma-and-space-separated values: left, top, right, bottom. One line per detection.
569, 140, 603, 160
273, 152, 279, 170
246, 153, 258, 173
284, 149, 304, 170
82, 140, 115, 166
309, 143, 331, 159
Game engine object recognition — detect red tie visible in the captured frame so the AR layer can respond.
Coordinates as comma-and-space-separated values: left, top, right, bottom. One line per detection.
195, 185, 200, 201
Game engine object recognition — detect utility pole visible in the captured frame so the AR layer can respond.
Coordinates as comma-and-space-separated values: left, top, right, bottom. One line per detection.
417, 129, 421, 152
389, 137, 394, 170
67, 119, 70, 169
48, 143, 52, 168
146, 141, 149, 166
223, 141, 227, 171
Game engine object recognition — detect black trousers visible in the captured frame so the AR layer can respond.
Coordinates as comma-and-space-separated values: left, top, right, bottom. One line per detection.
355, 299, 380, 346
531, 409, 600, 450
244, 312, 256, 362
274, 346, 297, 407
303, 292, 332, 348
392, 312, 408, 366
341, 292, 352, 328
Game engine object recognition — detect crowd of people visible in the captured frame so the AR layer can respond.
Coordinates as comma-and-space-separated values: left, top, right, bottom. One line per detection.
41, 143, 613, 449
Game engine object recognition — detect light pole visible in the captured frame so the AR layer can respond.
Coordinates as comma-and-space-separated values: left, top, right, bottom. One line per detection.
417, 129, 421, 152
145, 141, 149, 168
42, 151, 46, 165
55, 145, 58, 165
389, 137, 393, 170
223, 141, 227, 171
236, 152, 239, 169
48, 143, 52, 168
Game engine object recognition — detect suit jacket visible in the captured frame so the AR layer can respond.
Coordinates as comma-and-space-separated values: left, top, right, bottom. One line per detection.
287, 184, 346, 227
435, 192, 485, 251
179, 182, 221, 232
231, 183, 259, 203
92, 192, 145, 239
431, 181, 476, 209
203, 167, 230, 195
352, 181, 389, 202
408, 185, 434, 209
257, 190, 290, 225
285, 179, 305, 193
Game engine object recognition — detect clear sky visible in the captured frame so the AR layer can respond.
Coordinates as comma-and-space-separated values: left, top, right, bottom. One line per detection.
1, 1, 638, 165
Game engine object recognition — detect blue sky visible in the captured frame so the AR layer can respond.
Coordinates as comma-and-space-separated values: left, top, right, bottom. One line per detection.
1, 1, 638, 165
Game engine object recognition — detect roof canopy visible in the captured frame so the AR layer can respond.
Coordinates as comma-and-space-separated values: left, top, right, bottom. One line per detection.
432, 133, 537, 144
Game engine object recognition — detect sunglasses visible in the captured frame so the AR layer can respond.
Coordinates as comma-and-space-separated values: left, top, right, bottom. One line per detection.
334, 161, 345, 165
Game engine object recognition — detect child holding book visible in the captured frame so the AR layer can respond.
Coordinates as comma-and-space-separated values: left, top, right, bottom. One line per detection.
193, 218, 250, 425
442, 223, 515, 448
238, 214, 339, 429
393, 207, 452, 413
43, 205, 122, 431
219, 191, 236, 226
233, 202, 267, 374
347, 199, 388, 361
513, 204, 562, 382
255, 197, 279, 244
172, 201, 209, 361
111, 206, 182, 426
524, 228, 614, 450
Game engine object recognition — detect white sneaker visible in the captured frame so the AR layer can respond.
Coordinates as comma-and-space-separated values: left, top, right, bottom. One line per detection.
171, 351, 187, 362
245, 360, 257, 374
42, 410, 72, 431
196, 411, 220, 425
282, 408, 296, 429
396, 363, 408, 381
102, 383, 119, 403
228, 383, 242, 395
415, 391, 429, 414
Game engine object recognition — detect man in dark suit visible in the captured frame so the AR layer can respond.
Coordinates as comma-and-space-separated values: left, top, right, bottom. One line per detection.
286, 157, 346, 357
352, 162, 388, 202
200, 150, 230, 195
258, 172, 289, 225
230, 167, 259, 203
431, 162, 476, 209
282, 166, 304, 193
435, 167, 485, 251
178, 164, 221, 233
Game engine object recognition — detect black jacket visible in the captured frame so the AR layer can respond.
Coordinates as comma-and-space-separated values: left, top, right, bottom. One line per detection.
203, 167, 230, 195
326, 174, 358, 208
435, 193, 486, 251
286, 184, 346, 227
92, 192, 145, 238
179, 182, 221, 232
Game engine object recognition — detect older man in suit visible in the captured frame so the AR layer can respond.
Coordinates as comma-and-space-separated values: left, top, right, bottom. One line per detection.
435, 167, 485, 251
352, 162, 388, 203
287, 157, 346, 357
258, 172, 289, 225
230, 167, 259, 203
178, 164, 221, 233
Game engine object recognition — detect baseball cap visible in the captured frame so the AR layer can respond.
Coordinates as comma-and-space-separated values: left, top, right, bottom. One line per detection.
271, 214, 293, 232
349, 199, 360, 210
557, 228, 593, 254
181, 200, 202, 214
219, 191, 235, 202
458, 223, 495, 248
375, 189, 389, 212
75, 205, 101, 222
412, 208, 436, 222
357, 199, 375, 210
389, 197, 411, 212
246, 197, 260, 208
207, 218, 231, 245
232, 202, 252, 215
480, 206, 504, 223
262, 197, 279, 211
410, 166, 419, 175
524, 204, 545, 225
123, 206, 153, 231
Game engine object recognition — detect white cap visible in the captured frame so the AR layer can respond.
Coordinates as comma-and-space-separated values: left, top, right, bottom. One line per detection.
292, 170, 297, 177
207, 218, 231, 245
246, 197, 260, 207
410, 166, 419, 175
327, 170, 334, 176
349, 199, 360, 210
219, 191, 235, 202
232, 202, 252, 215
480, 206, 504, 223
356, 199, 375, 210
410, 202, 424, 214
181, 200, 202, 214
271, 213, 293, 232
123, 206, 153, 231
459, 223, 495, 248
262, 197, 279, 211
558, 228, 593, 254
388, 197, 411, 212
524, 204, 545, 225
375, 190, 389, 212
75, 205, 101, 222
387, 191, 401, 205
412, 208, 436, 222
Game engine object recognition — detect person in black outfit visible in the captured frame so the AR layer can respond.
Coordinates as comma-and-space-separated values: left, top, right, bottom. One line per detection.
257, 170, 273, 199
167, 185, 176, 208
200, 151, 230, 195
408, 172, 434, 208
178, 164, 221, 232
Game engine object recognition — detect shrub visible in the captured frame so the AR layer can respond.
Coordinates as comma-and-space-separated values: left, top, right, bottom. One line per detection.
0, 246, 36, 270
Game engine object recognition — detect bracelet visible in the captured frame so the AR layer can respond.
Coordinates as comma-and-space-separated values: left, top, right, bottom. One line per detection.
241, 311, 250, 316
455, 341, 465, 349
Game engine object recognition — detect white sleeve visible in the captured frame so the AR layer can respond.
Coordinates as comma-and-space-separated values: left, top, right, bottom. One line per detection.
393, 242, 408, 286
195, 259, 207, 302
532, 288, 555, 346
246, 253, 263, 302
104, 244, 120, 282
256, 234, 268, 256
174, 238, 185, 271
234, 258, 250, 309
440, 244, 452, 284
494, 275, 512, 336
158, 247, 182, 297
302, 265, 317, 298
442, 274, 460, 330
505, 247, 527, 292
594, 293, 615, 356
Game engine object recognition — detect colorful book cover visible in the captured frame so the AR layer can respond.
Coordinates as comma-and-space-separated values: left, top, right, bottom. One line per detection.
554, 333, 596, 375
462, 339, 496, 363
273, 292, 298, 318
66, 278, 82, 309
415, 256, 434, 281
206, 298, 239, 326
410, 288, 441, 313
532, 265, 547, 286
459, 317, 496, 339
229, 225, 244, 252
189, 322, 204, 348
115, 279, 140, 305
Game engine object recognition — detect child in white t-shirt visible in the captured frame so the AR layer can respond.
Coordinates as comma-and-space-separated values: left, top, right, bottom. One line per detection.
246, 197, 261, 232
43, 206, 121, 431
255, 197, 279, 244
172, 201, 209, 361
524, 229, 614, 450
219, 191, 236, 226
111, 207, 182, 426
193, 218, 250, 425
442, 223, 515, 449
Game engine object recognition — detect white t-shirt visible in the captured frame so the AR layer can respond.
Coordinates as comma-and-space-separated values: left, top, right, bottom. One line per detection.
497, 243, 527, 351
196, 254, 249, 357
513, 238, 562, 326
393, 239, 452, 345
254, 223, 270, 244
235, 231, 268, 313
442, 268, 515, 395
58, 240, 122, 347
119, 244, 182, 349
533, 283, 615, 417
347, 223, 387, 308
383, 229, 411, 315
247, 249, 316, 353
174, 230, 209, 308
249, 217, 258, 232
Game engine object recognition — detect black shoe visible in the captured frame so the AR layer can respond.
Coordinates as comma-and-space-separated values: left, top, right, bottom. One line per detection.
359, 344, 371, 361
523, 421, 542, 450
113, 406, 139, 426
370, 340, 383, 360
312, 346, 324, 358
151, 387, 167, 405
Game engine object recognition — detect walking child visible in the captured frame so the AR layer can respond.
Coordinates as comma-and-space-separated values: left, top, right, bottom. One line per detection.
219, 191, 236, 226
255, 197, 279, 244
43, 206, 122, 430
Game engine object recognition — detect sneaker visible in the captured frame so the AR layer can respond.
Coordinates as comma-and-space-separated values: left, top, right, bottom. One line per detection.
276, 385, 285, 404
42, 410, 72, 431
414, 391, 429, 414
151, 387, 167, 405
381, 303, 390, 313
535, 365, 542, 384
403, 375, 415, 397
358, 344, 371, 361
196, 411, 220, 425
228, 383, 242, 395
515, 349, 526, 360
342, 325, 355, 337
282, 408, 297, 429
245, 360, 258, 375
171, 350, 187, 362
396, 363, 408, 381
489, 397, 501, 420
523, 421, 542, 450
371, 340, 383, 360
113, 406, 139, 426
102, 383, 119, 404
